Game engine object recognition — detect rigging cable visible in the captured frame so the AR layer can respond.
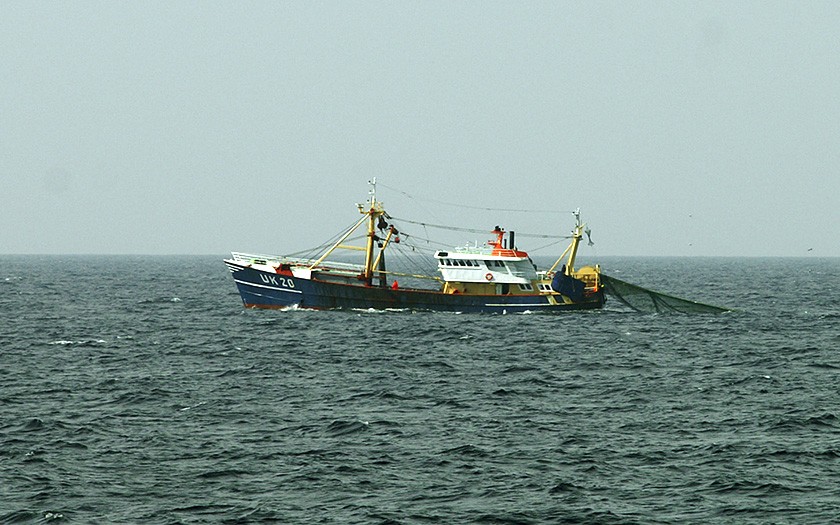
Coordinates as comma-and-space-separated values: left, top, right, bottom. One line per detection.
388, 216, 572, 239
378, 182, 576, 215
284, 219, 367, 259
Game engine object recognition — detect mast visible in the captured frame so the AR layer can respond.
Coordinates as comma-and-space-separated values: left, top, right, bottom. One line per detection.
565, 208, 584, 273
548, 208, 585, 275
362, 178, 385, 284
370, 225, 397, 285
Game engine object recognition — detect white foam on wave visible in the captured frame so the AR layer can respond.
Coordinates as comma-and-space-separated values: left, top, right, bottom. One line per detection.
279, 304, 306, 312
179, 401, 206, 412
353, 308, 385, 314
47, 339, 107, 346
352, 307, 414, 314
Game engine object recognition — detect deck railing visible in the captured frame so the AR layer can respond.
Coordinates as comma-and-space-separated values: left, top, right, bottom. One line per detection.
230, 252, 364, 272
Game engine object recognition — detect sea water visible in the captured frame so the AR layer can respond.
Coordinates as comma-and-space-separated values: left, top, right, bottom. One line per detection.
1, 255, 839, 524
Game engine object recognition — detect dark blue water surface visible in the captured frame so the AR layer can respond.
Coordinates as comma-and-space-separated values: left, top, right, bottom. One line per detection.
1, 256, 839, 524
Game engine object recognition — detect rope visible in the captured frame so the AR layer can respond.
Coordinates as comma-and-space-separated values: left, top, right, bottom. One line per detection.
379, 182, 575, 214
527, 238, 569, 252
388, 216, 571, 240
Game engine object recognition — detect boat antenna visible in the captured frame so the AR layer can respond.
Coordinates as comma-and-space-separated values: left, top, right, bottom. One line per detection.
368, 177, 377, 207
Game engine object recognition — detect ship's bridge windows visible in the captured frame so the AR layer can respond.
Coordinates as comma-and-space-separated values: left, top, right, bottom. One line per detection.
441, 258, 482, 268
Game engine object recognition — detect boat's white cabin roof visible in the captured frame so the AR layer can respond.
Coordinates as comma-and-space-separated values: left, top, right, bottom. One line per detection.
434, 250, 528, 262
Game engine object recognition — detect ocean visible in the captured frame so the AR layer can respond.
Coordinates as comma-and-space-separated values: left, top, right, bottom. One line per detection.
1, 255, 839, 524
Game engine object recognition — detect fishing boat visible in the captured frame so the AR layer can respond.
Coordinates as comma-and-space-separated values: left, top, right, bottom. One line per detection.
224, 180, 606, 313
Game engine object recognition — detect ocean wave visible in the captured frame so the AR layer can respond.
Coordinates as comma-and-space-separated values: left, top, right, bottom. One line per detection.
136, 297, 183, 305
768, 412, 839, 431
325, 420, 370, 436
47, 339, 107, 346
548, 480, 584, 493
706, 478, 806, 496
196, 469, 251, 479
0, 510, 39, 523
440, 444, 488, 457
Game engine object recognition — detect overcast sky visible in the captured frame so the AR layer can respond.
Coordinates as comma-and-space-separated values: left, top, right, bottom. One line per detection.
2, 1, 838, 256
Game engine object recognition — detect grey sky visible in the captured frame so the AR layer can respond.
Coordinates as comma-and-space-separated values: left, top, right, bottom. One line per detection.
2, 1, 838, 256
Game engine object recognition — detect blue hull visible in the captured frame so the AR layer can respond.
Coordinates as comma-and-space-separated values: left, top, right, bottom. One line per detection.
226, 261, 605, 313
